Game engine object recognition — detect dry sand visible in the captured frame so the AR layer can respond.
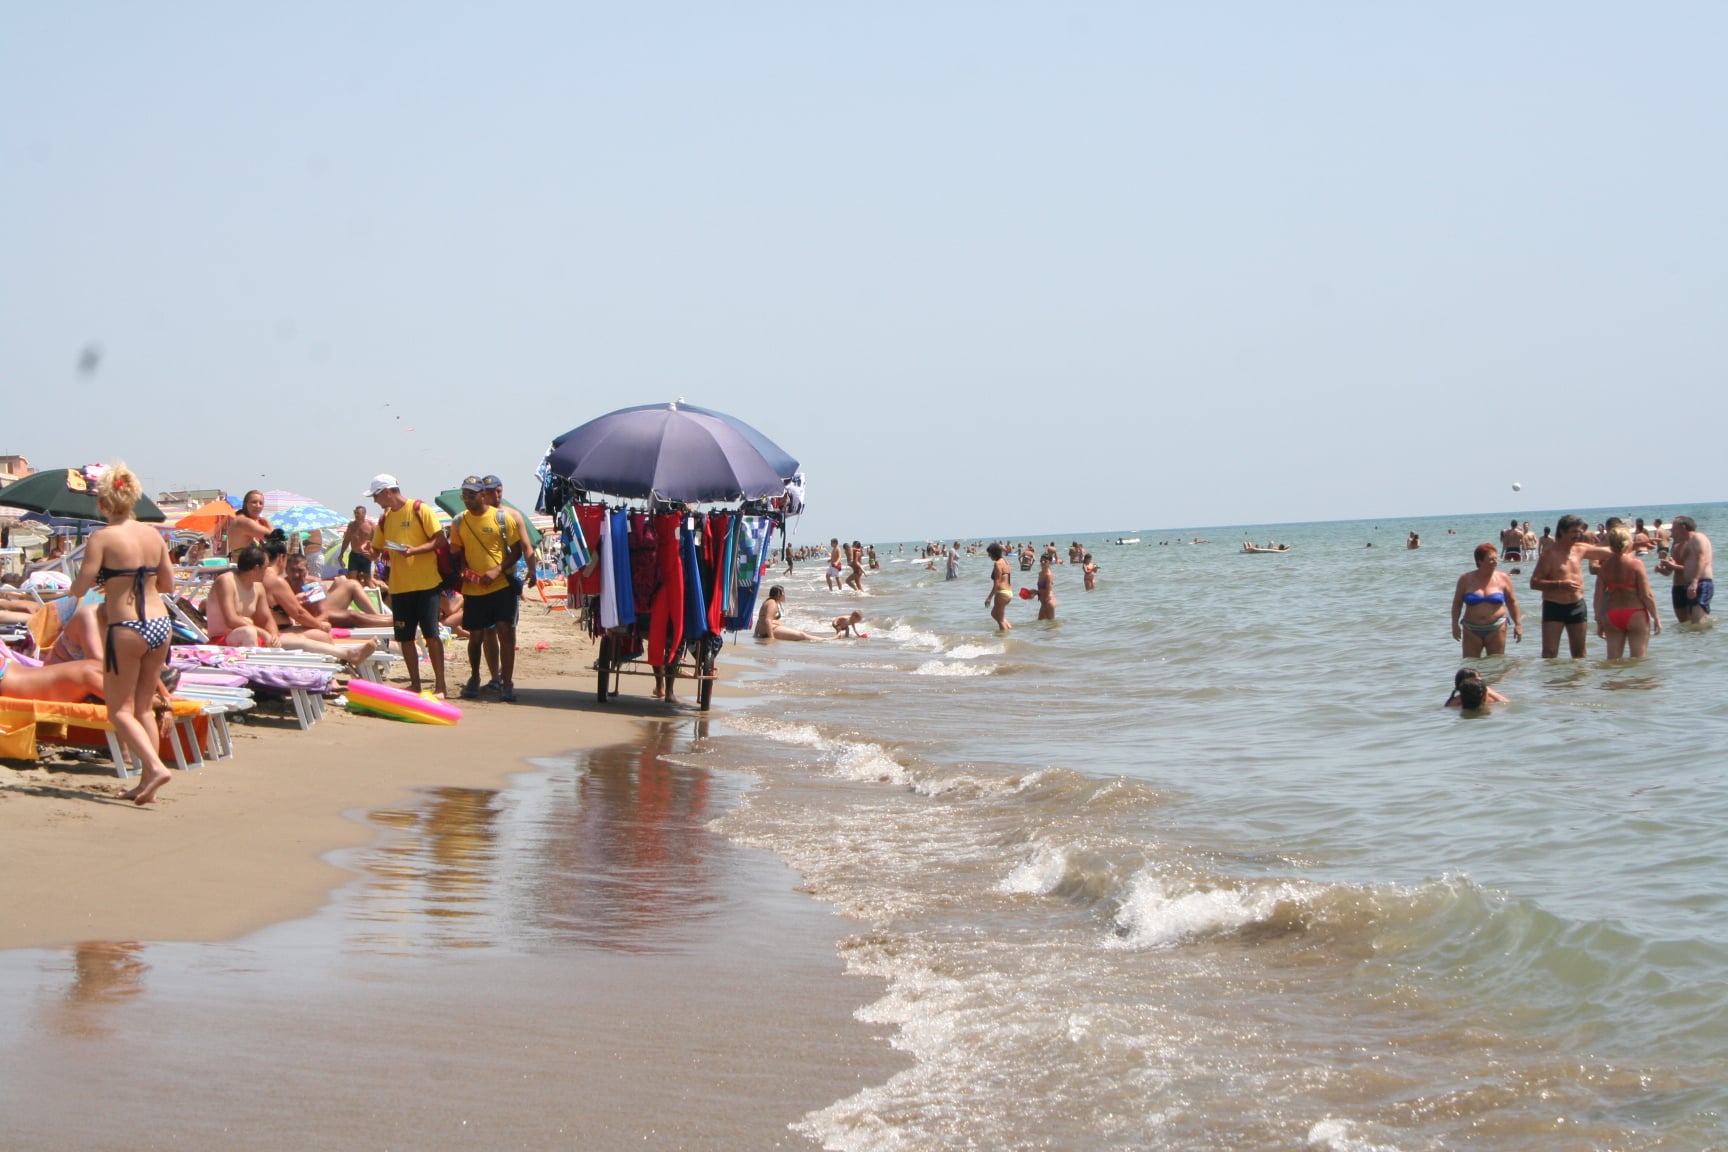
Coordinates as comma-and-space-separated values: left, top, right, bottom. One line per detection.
0, 607, 904, 1149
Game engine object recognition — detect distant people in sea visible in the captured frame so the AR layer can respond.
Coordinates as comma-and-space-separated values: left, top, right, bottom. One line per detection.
826, 539, 843, 591
1035, 556, 1057, 621
1451, 543, 1523, 656
1082, 553, 1097, 591
846, 541, 866, 592
1407, 532, 1420, 550
1501, 520, 1524, 562
986, 543, 1013, 632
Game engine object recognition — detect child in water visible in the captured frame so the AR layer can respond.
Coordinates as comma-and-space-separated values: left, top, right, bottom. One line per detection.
1445, 668, 1509, 710
832, 610, 864, 638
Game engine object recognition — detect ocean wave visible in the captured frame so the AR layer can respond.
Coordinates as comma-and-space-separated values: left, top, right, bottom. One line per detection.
943, 642, 1004, 660
912, 660, 992, 677
1108, 873, 1325, 950
1306, 1118, 1406, 1152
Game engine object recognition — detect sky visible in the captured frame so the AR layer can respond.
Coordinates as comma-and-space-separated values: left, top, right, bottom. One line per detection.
3, 3, 1723, 545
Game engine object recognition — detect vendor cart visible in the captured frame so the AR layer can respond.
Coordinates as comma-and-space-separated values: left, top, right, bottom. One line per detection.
538, 402, 801, 712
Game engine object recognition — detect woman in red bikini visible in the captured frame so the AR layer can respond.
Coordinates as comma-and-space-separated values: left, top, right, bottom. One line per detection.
1598, 525, 1661, 659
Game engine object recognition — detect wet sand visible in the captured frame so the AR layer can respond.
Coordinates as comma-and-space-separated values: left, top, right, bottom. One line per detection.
0, 613, 905, 1148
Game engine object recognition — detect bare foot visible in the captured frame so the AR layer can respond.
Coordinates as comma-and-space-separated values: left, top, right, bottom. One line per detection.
126, 766, 172, 805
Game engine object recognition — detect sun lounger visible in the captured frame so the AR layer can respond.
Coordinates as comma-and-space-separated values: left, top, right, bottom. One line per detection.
0, 697, 211, 777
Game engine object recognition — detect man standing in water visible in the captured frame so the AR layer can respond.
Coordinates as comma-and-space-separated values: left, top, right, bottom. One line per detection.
825, 538, 843, 591
1529, 514, 1612, 658
1658, 516, 1713, 624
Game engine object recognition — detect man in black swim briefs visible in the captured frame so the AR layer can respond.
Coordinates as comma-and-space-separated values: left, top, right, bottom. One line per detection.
1529, 514, 1613, 658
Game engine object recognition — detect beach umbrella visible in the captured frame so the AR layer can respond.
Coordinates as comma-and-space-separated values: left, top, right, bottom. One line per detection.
600, 401, 800, 481
545, 402, 788, 503
0, 468, 166, 522
434, 491, 544, 547
174, 499, 237, 535
258, 489, 319, 517
272, 502, 350, 535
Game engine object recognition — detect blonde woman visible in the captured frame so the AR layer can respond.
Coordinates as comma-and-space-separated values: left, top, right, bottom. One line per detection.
1598, 525, 1661, 659
68, 463, 177, 805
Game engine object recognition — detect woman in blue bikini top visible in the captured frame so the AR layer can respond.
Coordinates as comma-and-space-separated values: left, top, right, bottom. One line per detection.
66, 462, 178, 805
1450, 542, 1524, 658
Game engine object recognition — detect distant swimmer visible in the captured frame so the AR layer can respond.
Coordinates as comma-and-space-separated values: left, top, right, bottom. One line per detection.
1082, 553, 1097, 591
986, 543, 1013, 632
753, 586, 825, 642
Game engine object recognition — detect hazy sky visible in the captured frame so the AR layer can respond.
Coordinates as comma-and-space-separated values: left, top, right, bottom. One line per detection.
4, 4, 1723, 543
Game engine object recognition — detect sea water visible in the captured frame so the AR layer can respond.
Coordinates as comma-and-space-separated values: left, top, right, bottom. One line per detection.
698, 503, 1728, 1150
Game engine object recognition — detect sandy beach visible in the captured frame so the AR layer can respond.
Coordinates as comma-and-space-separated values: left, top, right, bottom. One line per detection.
0, 609, 905, 1149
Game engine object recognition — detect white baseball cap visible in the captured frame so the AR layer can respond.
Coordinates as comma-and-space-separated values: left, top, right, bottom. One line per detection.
364, 473, 399, 497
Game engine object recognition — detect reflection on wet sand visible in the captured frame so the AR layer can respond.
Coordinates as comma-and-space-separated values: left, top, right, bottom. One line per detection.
354, 787, 504, 953
344, 723, 724, 956
526, 725, 718, 952
47, 941, 149, 1038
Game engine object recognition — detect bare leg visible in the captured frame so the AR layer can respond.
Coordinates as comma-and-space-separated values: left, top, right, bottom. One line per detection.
1461, 630, 1486, 659
1565, 620, 1588, 658
496, 621, 516, 692
400, 637, 423, 692
1480, 624, 1506, 657
1627, 616, 1652, 658
1604, 626, 1628, 660
107, 628, 173, 804
1540, 620, 1563, 658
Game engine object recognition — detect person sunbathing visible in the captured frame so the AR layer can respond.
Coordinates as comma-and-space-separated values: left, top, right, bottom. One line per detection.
285, 553, 391, 629
0, 643, 105, 704
203, 547, 278, 647
261, 541, 378, 666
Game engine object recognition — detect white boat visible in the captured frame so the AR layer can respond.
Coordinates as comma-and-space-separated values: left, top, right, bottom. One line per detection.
1111, 537, 1140, 545
1241, 544, 1293, 554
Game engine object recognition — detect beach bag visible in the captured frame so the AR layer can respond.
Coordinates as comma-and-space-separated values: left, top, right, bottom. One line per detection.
413, 501, 461, 591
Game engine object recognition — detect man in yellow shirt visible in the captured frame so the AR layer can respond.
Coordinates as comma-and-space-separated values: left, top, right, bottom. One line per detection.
450, 476, 524, 702
366, 473, 450, 698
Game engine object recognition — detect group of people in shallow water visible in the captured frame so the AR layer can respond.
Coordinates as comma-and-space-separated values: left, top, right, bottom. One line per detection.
1448, 512, 1713, 710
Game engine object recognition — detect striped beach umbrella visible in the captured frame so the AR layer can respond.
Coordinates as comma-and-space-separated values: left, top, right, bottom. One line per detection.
272, 503, 350, 534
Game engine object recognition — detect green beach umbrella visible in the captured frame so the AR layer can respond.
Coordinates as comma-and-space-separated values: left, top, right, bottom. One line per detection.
435, 490, 543, 548
0, 467, 166, 522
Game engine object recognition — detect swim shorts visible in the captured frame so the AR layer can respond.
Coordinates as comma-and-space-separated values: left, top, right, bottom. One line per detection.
391, 587, 441, 644
1542, 599, 1588, 625
462, 587, 515, 631
1672, 578, 1714, 616
347, 549, 369, 573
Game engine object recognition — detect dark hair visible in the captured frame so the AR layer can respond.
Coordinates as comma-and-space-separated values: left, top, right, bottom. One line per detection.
235, 546, 266, 571
1556, 514, 1587, 535
767, 584, 785, 600
1454, 668, 1482, 688
1458, 679, 1488, 709
987, 543, 1003, 560
263, 533, 288, 560
1673, 515, 1697, 532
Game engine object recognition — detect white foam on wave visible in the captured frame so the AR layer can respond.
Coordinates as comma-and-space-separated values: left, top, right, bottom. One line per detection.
723, 713, 826, 748
830, 740, 910, 785
873, 620, 945, 651
944, 642, 1004, 660
1306, 1118, 1406, 1152
912, 660, 991, 677
1000, 844, 1073, 895
1108, 871, 1317, 951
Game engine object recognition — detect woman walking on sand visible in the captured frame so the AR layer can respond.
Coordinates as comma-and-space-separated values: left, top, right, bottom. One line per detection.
67, 463, 177, 805
986, 543, 1013, 631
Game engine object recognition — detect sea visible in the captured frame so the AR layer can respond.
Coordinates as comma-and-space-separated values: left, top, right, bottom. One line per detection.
697, 501, 1728, 1151
4, 501, 1725, 1151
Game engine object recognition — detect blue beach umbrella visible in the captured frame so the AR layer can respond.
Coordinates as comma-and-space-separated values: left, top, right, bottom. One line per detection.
545, 402, 790, 503
271, 503, 349, 535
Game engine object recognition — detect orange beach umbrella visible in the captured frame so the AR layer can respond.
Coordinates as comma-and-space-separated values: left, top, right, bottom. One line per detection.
174, 499, 237, 535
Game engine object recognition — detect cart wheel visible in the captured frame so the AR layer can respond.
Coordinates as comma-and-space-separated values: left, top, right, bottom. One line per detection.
596, 634, 611, 703
697, 646, 716, 712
